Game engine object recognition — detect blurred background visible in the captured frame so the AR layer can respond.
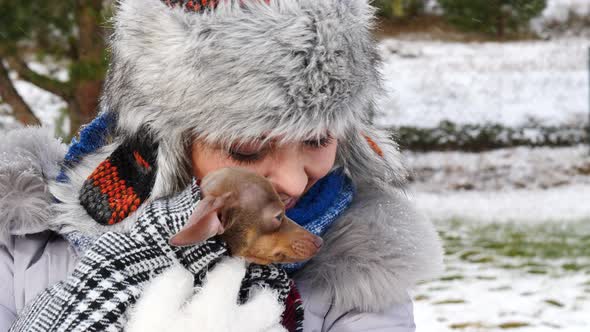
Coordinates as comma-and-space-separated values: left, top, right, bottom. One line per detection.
0, 0, 589, 331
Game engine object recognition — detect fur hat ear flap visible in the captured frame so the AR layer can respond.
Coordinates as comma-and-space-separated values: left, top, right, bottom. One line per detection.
336, 126, 408, 190
79, 126, 159, 226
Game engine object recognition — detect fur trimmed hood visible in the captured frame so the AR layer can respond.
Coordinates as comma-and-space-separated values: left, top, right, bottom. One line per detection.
0, 127, 66, 237
104, 0, 407, 199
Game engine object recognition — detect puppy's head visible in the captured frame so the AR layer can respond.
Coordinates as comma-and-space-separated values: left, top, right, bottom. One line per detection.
169, 168, 323, 265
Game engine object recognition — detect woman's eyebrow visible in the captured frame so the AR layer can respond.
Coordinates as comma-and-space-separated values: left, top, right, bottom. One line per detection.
303, 134, 331, 141
255, 133, 331, 143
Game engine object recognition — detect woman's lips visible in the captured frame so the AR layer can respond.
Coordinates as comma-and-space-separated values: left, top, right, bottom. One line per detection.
284, 198, 297, 210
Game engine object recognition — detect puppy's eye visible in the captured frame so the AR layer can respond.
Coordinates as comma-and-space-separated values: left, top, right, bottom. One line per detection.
275, 213, 284, 223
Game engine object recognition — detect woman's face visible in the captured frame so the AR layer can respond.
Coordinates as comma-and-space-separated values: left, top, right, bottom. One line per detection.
191, 134, 338, 210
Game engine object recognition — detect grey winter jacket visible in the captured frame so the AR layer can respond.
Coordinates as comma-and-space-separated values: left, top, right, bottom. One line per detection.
0, 128, 443, 332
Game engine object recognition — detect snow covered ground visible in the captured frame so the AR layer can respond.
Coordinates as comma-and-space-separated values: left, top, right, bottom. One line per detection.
375, 37, 588, 129
413, 216, 590, 332
375, 0, 590, 130
413, 220, 590, 332
406, 146, 590, 331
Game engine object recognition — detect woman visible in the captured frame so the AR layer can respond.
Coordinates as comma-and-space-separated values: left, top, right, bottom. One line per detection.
0, 0, 443, 331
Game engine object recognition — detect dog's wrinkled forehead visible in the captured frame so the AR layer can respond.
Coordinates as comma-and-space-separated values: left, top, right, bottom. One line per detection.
236, 182, 282, 212
201, 168, 281, 208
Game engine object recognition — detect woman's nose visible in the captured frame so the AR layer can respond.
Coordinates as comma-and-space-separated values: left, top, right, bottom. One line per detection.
265, 153, 308, 199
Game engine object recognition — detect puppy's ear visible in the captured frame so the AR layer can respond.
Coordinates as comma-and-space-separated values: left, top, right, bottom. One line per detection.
169, 192, 231, 246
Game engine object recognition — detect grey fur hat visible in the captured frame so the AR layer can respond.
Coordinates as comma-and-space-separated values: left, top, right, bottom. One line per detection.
103, 0, 407, 198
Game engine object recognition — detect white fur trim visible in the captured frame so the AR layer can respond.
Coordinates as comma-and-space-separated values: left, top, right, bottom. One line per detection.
0, 127, 66, 237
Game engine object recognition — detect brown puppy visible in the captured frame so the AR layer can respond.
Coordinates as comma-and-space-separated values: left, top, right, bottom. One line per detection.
169, 168, 323, 265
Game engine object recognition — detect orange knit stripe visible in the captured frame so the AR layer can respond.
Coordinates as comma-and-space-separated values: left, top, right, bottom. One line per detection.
133, 151, 151, 170
363, 134, 384, 157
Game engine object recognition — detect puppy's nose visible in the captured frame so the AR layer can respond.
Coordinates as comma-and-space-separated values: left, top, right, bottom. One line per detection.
312, 236, 323, 249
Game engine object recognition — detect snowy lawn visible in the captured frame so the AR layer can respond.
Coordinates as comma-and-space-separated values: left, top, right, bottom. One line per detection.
375, 38, 589, 129
408, 146, 590, 331
414, 218, 590, 332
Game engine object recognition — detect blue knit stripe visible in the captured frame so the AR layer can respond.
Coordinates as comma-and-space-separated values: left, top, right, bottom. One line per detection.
281, 170, 355, 274
56, 112, 116, 183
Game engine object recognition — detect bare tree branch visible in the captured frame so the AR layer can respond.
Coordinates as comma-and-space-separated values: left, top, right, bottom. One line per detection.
5, 57, 73, 100
0, 59, 41, 125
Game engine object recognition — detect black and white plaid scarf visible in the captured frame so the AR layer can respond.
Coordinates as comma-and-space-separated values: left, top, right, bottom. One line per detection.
9, 181, 294, 332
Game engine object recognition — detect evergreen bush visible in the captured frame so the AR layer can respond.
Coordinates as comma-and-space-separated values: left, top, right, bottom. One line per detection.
437, 0, 546, 37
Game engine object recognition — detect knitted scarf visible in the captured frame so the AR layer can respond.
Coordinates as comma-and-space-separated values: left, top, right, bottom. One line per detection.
282, 171, 354, 274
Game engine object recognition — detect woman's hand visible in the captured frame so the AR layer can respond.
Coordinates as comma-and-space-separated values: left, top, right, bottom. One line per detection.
125, 257, 287, 332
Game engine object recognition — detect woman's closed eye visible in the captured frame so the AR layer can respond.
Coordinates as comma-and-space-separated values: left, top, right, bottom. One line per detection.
227, 135, 333, 164
228, 149, 264, 163
227, 146, 266, 164
303, 135, 333, 149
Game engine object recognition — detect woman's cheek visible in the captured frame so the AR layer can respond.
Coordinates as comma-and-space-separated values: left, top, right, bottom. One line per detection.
191, 143, 230, 179
305, 140, 338, 179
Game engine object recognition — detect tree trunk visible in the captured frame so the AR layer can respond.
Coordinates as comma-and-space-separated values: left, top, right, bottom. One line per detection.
0, 60, 41, 125
71, 0, 105, 134
70, 79, 102, 133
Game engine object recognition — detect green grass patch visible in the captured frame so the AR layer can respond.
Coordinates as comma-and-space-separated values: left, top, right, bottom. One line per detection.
458, 250, 495, 263
475, 275, 497, 280
414, 294, 430, 301
498, 321, 531, 329
562, 263, 585, 271
440, 274, 465, 281
438, 219, 590, 262
527, 268, 548, 275
459, 250, 481, 260
433, 299, 467, 305
544, 299, 565, 307
469, 256, 495, 263
449, 322, 485, 329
